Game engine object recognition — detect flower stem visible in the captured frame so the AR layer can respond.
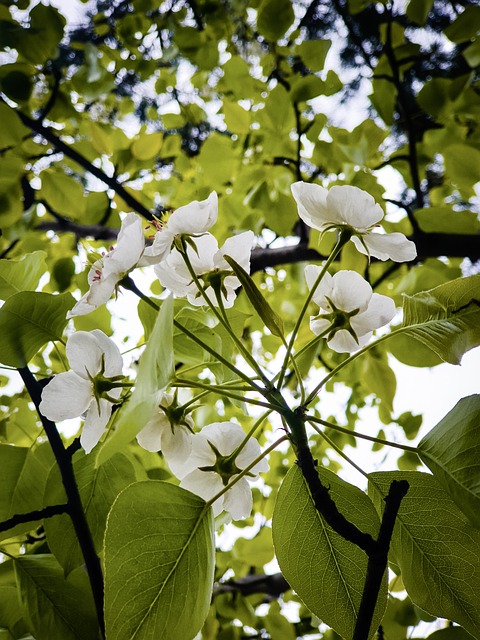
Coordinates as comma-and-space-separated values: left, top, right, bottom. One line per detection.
277, 233, 348, 389
174, 377, 279, 410
306, 415, 419, 454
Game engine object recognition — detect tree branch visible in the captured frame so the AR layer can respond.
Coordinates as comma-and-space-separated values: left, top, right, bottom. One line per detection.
18, 366, 105, 639
4, 99, 153, 221
213, 572, 290, 598
0, 503, 69, 534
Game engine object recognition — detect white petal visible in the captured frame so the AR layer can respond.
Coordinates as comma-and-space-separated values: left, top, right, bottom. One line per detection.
291, 181, 332, 231
199, 422, 246, 456
67, 273, 117, 318
180, 469, 225, 516
102, 213, 145, 278
89, 330, 123, 376
140, 229, 175, 265
305, 267, 333, 307
327, 186, 383, 230
154, 249, 192, 297
39, 372, 92, 421
236, 435, 268, 475
66, 332, 105, 378
187, 234, 218, 273
216, 231, 255, 272
330, 271, 372, 312
168, 192, 218, 235
222, 478, 253, 520
353, 232, 417, 262
161, 425, 194, 479
310, 316, 331, 336
352, 293, 396, 334
81, 398, 112, 453
328, 329, 370, 353
135, 409, 170, 452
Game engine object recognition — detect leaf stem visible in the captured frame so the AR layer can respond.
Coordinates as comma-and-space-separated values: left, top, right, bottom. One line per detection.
173, 378, 279, 410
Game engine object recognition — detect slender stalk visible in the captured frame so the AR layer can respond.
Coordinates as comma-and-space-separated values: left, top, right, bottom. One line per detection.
277, 233, 348, 389
307, 415, 419, 454
173, 378, 280, 410
18, 367, 105, 638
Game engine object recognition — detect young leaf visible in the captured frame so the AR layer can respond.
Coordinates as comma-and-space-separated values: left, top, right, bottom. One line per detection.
272, 465, 386, 639
96, 295, 174, 465
401, 274, 480, 364
104, 481, 214, 640
0, 251, 47, 300
368, 471, 480, 637
418, 395, 480, 528
44, 451, 141, 575
223, 254, 284, 338
14, 555, 98, 640
0, 292, 74, 367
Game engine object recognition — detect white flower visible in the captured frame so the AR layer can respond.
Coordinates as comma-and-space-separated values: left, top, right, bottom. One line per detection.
68, 213, 146, 317
39, 330, 124, 453
136, 392, 194, 478
291, 182, 417, 262
155, 230, 255, 308
305, 266, 396, 353
141, 191, 218, 265
179, 422, 269, 520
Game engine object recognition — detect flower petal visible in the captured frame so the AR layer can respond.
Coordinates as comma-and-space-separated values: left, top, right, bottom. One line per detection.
327, 185, 383, 230
291, 182, 330, 231
329, 270, 372, 312
39, 371, 92, 421
222, 477, 253, 520
180, 469, 225, 516
67, 272, 118, 318
81, 398, 112, 453
140, 229, 175, 265
90, 330, 124, 376
168, 192, 218, 235
354, 232, 417, 262
66, 331, 105, 378
161, 425, 194, 479
328, 329, 371, 353
352, 293, 396, 333
102, 213, 145, 279
216, 231, 255, 272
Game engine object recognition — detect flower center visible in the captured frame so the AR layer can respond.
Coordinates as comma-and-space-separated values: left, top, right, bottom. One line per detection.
198, 440, 246, 486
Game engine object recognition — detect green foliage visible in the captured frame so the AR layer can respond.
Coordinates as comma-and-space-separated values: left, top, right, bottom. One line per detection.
369, 471, 480, 637
273, 466, 386, 639
418, 395, 480, 528
104, 481, 214, 640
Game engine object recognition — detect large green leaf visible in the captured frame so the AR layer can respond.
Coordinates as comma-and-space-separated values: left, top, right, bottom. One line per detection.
96, 295, 174, 465
368, 471, 480, 637
418, 395, 480, 528
44, 450, 140, 575
0, 443, 54, 541
104, 481, 214, 640
14, 555, 98, 640
0, 560, 28, 639
0, 251, 47, 300
0, 291, 74, 367
272, 465, 386, 639
400, 274, 480, 365
256, 0, 294, 42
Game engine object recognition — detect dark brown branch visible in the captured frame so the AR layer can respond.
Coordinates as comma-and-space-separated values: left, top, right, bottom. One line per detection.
353, 480, 409, 640
18, 366, 105, 638
0, 503, 68, 534
5, 100, 153, 221
213, 572, 290, 598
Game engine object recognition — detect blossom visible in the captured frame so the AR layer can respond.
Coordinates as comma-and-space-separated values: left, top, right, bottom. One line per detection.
136, 392, 194, 478
305, 266, 396, 353
291, 182, 417, 262
141, 191, 218, 265
39, 330, 125, 453
155, 230, 255, 308
68, 213, 146, 317
179, 422, 269, 520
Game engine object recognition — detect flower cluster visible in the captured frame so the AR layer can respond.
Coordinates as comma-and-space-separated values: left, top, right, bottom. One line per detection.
41, 183, 416, 519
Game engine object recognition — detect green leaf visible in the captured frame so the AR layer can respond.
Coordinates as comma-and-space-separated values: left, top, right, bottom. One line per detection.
223, 255, 284, 338
272, 465, 386, 639
0, 291, 74, 367
406, 0, 434, 25
443, 145, 480, 195
361, 349, 396, 414
444, 5, 480, 43
296, 39, 331, 72
44, 451, 140, 575
415, 207, 480, 235
40, 169, 86, 218
0, 251, 47, 300
0, 561, 28, 639
0, 103, 29, 147
257, 0, 294, 42
400, 274, 480, 365
418, 395, 480, 528
0, 443, 55, 540
104, 481, 214, 640
96, 296, 174, 465
14, 555, 98, 640
368, 471, 480, 637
